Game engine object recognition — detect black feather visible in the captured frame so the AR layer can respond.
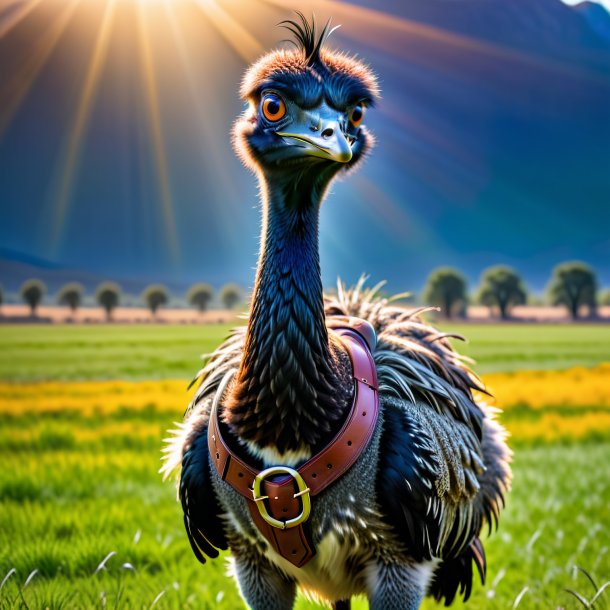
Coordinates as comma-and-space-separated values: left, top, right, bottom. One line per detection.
429, 537, 487, 606
279, 12, 337, 67
376, 405, 441, 561
179, 429, 228, 564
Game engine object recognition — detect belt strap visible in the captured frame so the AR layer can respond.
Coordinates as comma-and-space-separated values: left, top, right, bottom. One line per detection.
208, 324, 379, 567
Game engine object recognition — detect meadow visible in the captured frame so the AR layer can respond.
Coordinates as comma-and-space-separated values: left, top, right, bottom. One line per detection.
0, 323, 609, 609
1, 323, 610, 381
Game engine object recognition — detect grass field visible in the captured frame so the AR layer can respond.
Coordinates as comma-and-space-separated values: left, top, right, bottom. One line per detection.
1, 323, 609, 609
0, 325, 235, 382
1, 323, 610, 381
445, 324, 610, 374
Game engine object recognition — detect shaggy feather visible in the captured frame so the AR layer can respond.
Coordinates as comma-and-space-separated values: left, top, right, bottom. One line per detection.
179, 429, 228, 562
165, 279, 511, 599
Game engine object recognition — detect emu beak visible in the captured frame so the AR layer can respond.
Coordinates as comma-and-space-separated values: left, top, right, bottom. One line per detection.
277, 121, 353, 164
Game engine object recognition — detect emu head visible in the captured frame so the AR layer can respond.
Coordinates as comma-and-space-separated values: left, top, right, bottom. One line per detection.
233, 13, 379, 181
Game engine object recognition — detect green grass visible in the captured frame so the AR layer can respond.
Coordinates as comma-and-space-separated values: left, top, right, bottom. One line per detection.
1, 323, 609, 381
1, 323, 609, 609
0, 406, 608, 610
444, 324, 610, 374
0, 325, 235, 381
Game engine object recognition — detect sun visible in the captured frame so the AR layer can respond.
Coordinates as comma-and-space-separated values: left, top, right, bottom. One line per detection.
0, 0, 267, 260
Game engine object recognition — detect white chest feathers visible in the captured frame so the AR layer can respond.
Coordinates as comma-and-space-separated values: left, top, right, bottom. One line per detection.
273, 530, 370, 602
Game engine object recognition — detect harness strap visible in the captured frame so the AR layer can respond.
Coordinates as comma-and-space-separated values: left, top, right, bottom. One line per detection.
208, 322, 379, 567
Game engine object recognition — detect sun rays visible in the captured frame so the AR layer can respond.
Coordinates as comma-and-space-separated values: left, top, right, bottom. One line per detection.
49, 0, 118, 256
0, 0, 586, 265
0, 0, 43, 39
0, 0, 79, 137
135, 0, 179, 263
193, 0, 263, 64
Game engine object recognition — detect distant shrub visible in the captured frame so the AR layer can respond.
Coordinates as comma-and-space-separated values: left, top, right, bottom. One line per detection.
95, 282, 121, 321
548, 261, 598, 320
422, 267, 468, 319
220, 283, 242, 310
142, 284, 169, 317
58, 282, 84, 315
187, 283, 214, 312
20, 278, 47, 316
477, 266, 527, 320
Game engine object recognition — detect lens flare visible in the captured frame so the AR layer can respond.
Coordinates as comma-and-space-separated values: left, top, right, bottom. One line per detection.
49, 0, 118, 256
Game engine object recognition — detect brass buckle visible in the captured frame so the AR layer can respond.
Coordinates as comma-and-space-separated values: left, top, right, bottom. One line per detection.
251, 466, 311, 530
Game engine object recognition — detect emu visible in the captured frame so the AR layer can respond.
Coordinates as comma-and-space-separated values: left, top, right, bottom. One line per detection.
163, 14, 511, 610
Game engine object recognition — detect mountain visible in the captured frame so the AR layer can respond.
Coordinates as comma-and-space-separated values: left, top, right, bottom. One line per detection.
0, 249, 193, 299
347, 0, 610, 59
574, 1, 610, 42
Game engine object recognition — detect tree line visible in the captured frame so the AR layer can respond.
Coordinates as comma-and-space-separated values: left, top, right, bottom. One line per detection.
1, 260, 608, 321
424, 261, 609, 320
1, 281, 244, 320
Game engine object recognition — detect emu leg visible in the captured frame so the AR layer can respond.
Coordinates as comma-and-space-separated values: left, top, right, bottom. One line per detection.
367, 562, 433, 610
332, 600, 351, 610
231, 542, 297, 610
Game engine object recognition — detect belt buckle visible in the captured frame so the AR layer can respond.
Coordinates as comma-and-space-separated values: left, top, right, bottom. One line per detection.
251, 466, 311, 530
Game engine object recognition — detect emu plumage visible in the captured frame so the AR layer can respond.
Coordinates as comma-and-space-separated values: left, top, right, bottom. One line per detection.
163, 15, 511, 610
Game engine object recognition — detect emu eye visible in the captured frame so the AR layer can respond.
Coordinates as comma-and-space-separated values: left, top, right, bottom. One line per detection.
261, 93, 286, 122
349, 105, 364, 128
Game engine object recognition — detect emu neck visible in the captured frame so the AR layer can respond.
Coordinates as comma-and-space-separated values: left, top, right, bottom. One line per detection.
225, 172, 351, 458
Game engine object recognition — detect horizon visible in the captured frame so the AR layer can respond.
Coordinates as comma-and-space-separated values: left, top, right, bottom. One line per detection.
0, 246, 606, 304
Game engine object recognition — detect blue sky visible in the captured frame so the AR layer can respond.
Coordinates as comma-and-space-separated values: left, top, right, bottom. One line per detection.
1, 0, 609, 295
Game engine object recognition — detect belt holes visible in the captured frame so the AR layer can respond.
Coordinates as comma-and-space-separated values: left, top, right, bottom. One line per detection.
347, 440, 352, 446
291, 549, 297, 555
238, 472, 244, 478
216, 452, 220, 459
362, 411, 367, 416
312, 473, 317, 478
282, 507, 288, 513
327, 463, 332, 469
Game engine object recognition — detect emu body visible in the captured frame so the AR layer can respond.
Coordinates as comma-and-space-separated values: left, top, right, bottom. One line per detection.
163, 15, 511, 610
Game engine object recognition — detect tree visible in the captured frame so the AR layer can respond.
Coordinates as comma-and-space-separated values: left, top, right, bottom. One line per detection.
600, 289, 610, 306
58, 282, 84, 317
477, 266, 527, 320
187, 283, 214, 313
20, 279, 46, 316
0, 284, 3, 312
547, 261, 597, 320
220, 283, 242, 310
142, 284, 169, 318
422, 267, 468, 319
96, 282, 121, 321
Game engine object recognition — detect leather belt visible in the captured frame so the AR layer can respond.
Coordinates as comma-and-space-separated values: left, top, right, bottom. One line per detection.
208, 323, 379, 567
